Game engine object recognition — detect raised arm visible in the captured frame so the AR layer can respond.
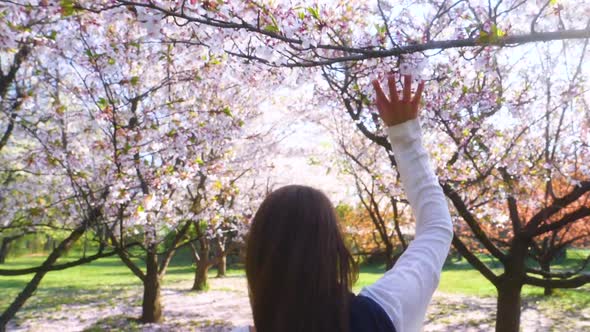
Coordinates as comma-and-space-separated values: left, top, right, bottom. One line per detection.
359, 75, 453, 332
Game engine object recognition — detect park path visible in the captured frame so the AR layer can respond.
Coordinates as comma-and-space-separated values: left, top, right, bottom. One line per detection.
8, 276, 590, 331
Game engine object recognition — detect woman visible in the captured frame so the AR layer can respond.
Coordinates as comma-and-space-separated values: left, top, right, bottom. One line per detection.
233, 74, 453, 332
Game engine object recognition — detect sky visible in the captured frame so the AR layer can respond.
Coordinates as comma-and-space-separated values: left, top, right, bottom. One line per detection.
252, 83, 357, 204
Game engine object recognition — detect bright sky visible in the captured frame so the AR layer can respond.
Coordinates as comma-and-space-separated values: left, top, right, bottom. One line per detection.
270, 120, 356, 203
253, 83, 356, 204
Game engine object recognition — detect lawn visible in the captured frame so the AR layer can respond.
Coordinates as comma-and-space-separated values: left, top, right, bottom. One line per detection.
1, 249, 589, 314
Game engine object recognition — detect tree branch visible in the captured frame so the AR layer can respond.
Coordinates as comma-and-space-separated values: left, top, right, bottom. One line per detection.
109, 233, 146, 282
117, 1, 590, 67
443, 183, 507, 262
526, 253, 590, 279
158, 219, 192, 276
452, 233, 499, 286
534, 206, 590, 236
525, 273, 590, 289
0, 248, 123, 276
498, 167, 522, 232
526, 181, 590, 233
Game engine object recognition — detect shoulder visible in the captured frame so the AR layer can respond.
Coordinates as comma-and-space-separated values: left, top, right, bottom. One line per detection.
350, 294, 397, 332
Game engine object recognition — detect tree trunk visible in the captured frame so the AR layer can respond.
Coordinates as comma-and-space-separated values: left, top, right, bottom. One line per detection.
496, 283, 523, 332
0, 226, 86, 332
43, 235, 53, 252
0, 239, 10, 264
192, 239, 210, 291
216, 238, 227, 278
193, 260, 210, 291
540, 260, 553, 296
495, 240, 527, 332
216, 254, 227, 278
0, 233, 29, 264
140, 249, 162, 323
390, 251, 403, 267
384, 243, 394, 270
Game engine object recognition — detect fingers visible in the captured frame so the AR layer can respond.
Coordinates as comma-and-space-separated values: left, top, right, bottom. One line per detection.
413, 81, 425, 105
387, 75, 399, 103
402, 75, 412, 102
375, 74, 423, 106
372, 79, 389, 105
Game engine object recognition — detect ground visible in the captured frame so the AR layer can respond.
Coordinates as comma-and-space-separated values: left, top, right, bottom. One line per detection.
2, 251, 590, 331
6, 276, 590, 332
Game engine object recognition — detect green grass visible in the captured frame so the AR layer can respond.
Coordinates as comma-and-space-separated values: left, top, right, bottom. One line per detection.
1, 249, 589, 314
355, 250, 590, 303
353, 258, 502, 296
0, 250, 218, 312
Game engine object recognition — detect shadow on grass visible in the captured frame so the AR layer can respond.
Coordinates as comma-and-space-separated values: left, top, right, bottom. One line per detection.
1, 285, 139, 313
0, 279, 30, 290
82, 315, 142, 332
82, 314, 233, 332
443, 257, 504, 271
165, 266, 195, 275
357, 263, 387, 275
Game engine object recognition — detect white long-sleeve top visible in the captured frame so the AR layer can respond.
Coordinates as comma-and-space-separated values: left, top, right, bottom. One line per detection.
233, 119, 453, 332
359, 119, 454, 332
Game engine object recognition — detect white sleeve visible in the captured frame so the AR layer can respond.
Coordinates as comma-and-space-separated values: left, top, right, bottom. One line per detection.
359, 119, 453, 332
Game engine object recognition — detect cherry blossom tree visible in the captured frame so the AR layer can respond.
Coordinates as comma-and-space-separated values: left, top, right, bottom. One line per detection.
189, 109, 281, 289
0, 1, 47, 265
0, 43, 34, 264
104, 2, 590, 331
1, 1, 278, 325
319, 42, 590, 332
0, 3, 126, 330
60, 12, 271, 322
80, 0, 590, 68
336, 202, 379, 261
187, 170, 247, 290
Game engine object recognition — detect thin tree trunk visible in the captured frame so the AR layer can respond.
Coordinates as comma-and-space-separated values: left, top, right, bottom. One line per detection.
43, 235, 53, 252
0, 233, 30, 264
384, 243, 395, 270
540, 260, 553, 296
0, 239, 10, 264
390, 251, 404, 267
0, 225, 85, 332
216, 237, 226, 278
141, 248, 162, 323
216, 254, 227, 278
192, 239, 210, 291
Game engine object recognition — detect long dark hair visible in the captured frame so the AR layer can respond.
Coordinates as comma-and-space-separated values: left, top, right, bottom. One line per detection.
246, 185, 358, 332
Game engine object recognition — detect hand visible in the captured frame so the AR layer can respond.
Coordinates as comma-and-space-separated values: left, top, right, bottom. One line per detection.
372, 74, 425, 127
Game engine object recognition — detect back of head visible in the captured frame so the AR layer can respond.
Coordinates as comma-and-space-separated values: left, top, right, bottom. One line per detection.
246, 185, 357, 332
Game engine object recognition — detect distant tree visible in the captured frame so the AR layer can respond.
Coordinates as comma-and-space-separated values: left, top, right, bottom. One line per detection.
0, 5, 116, 331
334, 125, 410, 269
